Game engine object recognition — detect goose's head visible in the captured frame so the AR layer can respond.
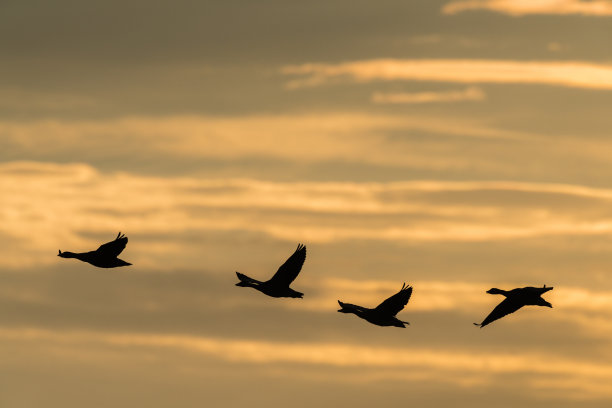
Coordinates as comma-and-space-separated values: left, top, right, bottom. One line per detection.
57, 250, 76, 258
337, 300, 350, 313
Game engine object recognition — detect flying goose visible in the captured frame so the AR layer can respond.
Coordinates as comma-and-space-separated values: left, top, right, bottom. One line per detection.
474, 285, 553, 328
338, 283, 412, 328
58, 232, 132, 268
235, 244, 306, 298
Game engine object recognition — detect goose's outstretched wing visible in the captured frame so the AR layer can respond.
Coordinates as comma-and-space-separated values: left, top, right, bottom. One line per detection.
477, 297, 524, 328
96, 232, 128, 258
267, 244, 306, 287
374, 283, 412, 316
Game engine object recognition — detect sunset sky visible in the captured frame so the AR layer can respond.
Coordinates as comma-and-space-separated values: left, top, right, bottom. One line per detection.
2, 1, 612, 407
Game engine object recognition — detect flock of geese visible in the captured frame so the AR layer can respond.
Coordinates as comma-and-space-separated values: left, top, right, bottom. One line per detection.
58, 232, 554, 328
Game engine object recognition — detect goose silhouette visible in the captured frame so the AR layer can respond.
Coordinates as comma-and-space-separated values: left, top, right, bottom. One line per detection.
58, 232, 132, 268
474, 285, 553, 328
338, 283, 412, 327
235, 244, 306, 298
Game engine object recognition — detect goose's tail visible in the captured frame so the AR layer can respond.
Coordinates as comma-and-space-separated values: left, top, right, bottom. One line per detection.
236, 272, 258, 287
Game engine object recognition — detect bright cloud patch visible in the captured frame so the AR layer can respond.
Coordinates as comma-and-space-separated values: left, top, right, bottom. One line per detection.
282, 59, 612, 90
1, 327, 611, 398
5, 162, 612, 268
443, 0, 612, 16
371, 87, 486, 104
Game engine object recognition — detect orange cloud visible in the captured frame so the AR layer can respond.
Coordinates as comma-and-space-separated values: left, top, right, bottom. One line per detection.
0, 112, 535, 165
294, 278, 612, 335
442, 0, 612, 16
7, 161, 612, 270
371, 87, 486, 104
1, 327, 610, 398
282, 59, 612, 90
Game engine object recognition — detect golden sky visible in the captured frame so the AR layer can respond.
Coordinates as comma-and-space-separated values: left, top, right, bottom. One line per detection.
1, 1, 612, 407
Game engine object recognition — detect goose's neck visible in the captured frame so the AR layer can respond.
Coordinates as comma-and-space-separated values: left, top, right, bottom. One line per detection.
488, 288, 509, 296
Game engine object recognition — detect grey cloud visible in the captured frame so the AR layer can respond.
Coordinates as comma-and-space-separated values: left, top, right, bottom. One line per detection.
0, 0, 609, 64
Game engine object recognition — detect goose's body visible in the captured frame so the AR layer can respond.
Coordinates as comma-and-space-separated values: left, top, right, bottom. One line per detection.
235, 244, 306, 298
58, 232, 131, 268
338, 283, 412, 328
475, 285, 553, 328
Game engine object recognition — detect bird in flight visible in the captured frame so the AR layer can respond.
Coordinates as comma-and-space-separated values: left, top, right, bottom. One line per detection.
58, 232, 132, 268
474, 285, 553, 328
235, 243, 306, 298
338, 283, 412, 327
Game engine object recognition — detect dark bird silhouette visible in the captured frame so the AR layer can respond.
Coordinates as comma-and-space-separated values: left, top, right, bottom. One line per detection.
338, 283, 412, 328
235, 244, 306, 298
58, 232, 132, 268
474, 285, 553, 328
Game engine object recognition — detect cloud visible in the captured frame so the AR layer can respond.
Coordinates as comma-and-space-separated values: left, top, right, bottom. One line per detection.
282, 59, 612, 90
1, 326, 611, 398
296, 278, 612, 336
7, 161, 612, 270
7, 114, 612, 190
0, 113, 536, 177
9, 111, 612, 188
3, 260, 612, 338
0, 112, 533, 151
442, 0, 612, 16
371, 87, 486, 104
406, 34, 484, 48
0, 88, 99, 111
547, 42, 564, 52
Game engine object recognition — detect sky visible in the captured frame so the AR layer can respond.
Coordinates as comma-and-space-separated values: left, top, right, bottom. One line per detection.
1, 1, 612, 407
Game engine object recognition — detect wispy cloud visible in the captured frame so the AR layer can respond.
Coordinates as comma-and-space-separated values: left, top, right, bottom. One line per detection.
403, 34, 485, 48
1, 327, 611, 398
6, 162, 612, 269
282, 59, 612, 90
0, 88, 99, 111
0, 113, 533, 166
442, 0, 612, 16
547, 42, 564, 52
7, 114, 612, 189
372, 87, 486, 104
296, 278, 612, 335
